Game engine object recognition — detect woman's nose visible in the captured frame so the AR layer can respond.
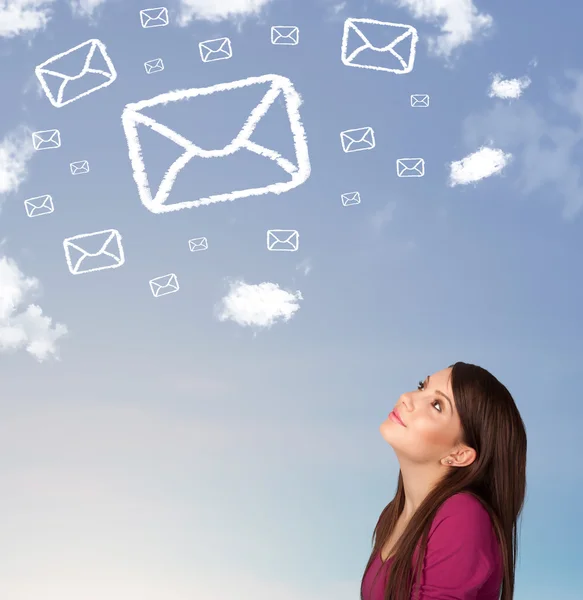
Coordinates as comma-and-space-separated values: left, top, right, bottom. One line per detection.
398, 393, 412, 411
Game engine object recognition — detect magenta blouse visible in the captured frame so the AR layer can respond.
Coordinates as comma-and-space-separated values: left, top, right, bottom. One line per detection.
362, 493, 503, 600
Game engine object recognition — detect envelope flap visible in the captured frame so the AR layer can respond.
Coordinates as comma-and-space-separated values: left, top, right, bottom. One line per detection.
144, 7, 166, 20
343, 129, 370, 143
404, 158, 423, 169
271, 230, 297, 243
124, 76, 287, 154
65, 230, 116, 257
274, 26, 297, 37
35, 130, 58, 142
201, 37, 230, 52
348, 19, 413, 51
152, 274, 176, 288
26, 196, 49, 207
38, 40, 96, 80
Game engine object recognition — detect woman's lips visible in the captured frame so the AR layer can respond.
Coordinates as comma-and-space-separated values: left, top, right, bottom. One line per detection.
389, 409, 406, 427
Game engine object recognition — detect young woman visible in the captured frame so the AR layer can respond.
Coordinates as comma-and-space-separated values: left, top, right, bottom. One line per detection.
361, 362, 527, 600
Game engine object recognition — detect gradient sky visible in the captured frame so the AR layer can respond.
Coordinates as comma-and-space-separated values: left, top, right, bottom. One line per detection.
0, 1, 581, 599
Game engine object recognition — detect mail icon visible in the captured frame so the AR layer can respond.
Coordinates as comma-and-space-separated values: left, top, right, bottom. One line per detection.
188, 237, 208, 252
24, 195, 54, 218
199, 37, 232, 62
271, 26, 299, 45
340, 127, 375, 153
267, 229, 299, 252
144, 58, 164, 74
341, 191, 361, 206
411, 94, 429, 107
32, 129, 61, 151
140, 6, 169, 28
121, 74, 311, 213
70, 160, 90, 175
35, 39, 117, 108
341, 18, 418, 75
149, 273, 179, 297
396, 158, 425, 177
63, 229, 125, 275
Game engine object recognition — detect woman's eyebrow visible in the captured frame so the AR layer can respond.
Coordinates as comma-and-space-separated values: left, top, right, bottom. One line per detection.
427, 375, 454, 411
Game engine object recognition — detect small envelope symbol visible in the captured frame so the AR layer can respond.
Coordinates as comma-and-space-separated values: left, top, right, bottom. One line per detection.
267, 229, 299, 252
140, 6, 169, 28
70, 160, 90, 175
24, 195, 54, 218
35, 39, 117, 108
199, 37, 232, 62
121, 74, 311, 213
341, 191, 361, 206
340, 127, 375, 153
150, 273, 179, 297
144, 58, 164, 74
411, 94, 429, 107
188, 237, 208, 251
341, 18, 418, 75
411, 94, 429, 108
396, 158, 425, 177
63, 229, 125, 275
271, 26, 299, 45
32, 129, 61, 151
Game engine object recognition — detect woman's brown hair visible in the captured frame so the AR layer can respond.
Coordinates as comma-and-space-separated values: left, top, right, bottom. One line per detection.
360, 362, 528, 600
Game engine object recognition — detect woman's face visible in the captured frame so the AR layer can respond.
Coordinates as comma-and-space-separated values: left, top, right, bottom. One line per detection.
380, 367, 464, 464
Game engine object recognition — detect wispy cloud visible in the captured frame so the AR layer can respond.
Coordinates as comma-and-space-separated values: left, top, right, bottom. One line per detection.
331, 1, 347, 14
177, 0, 274, 25
296, 258, 312, 276
380, 0, 493, 58
68, 0, 107, 18
216, 279, 302, 328
370, 200, 397, 233
461, 70, 583, 219
0, 256, 68, 361
488, 73, 531, 100
0, 125, 35, 200
449, 146, 512, 186
0, 0, 55, 38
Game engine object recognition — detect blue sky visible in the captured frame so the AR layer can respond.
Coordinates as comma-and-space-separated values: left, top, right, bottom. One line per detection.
0, 0, 581, 598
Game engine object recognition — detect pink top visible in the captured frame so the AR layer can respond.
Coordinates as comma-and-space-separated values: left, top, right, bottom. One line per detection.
362, 493, 503, 600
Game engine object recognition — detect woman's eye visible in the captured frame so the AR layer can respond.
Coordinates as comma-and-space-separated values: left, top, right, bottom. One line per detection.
432, 400, 442, 412
417, 380, 425, 390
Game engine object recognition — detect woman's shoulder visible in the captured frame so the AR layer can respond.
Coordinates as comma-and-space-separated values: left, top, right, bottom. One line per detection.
430, 492, 496, 537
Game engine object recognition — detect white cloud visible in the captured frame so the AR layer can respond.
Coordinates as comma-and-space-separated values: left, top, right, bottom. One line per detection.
386, 0, 493, 57
0, 0, 109, 37
461, 70, 583, 219
0, 126, 34, 197
0, 256, 67, 361
449, 146, 512, 186
216, 279, 302, 328
489, 73, 531, 99
178, 0, 274, 24
69, 0, 107, 17
0, 0, 55, 37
